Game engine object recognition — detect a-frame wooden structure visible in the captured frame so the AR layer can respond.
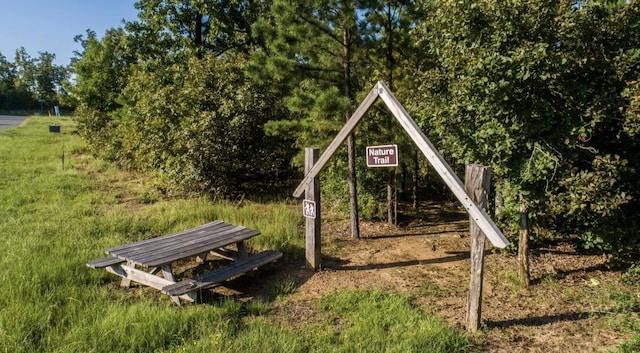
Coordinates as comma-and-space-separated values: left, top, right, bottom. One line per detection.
293, 81, 509, 249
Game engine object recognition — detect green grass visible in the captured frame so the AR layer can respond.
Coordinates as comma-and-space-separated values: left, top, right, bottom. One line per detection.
315, 290, 474, 352
0, 117, 472, 353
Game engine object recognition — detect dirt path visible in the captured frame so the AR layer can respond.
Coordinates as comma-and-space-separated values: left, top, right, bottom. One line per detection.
247, 201, 635, 352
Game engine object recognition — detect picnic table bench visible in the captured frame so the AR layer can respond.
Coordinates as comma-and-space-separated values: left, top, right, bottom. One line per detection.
87, 220, 282, 304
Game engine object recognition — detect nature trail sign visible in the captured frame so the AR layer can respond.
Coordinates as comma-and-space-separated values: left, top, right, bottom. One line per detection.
366, 144, 398, 167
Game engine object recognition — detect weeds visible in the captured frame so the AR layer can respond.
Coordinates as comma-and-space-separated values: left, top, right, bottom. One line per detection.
268, 277, 297, 299
622, 265, 640, 287
613, 335, 640, 353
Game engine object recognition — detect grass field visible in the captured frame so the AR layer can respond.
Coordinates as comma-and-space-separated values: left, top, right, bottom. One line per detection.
0, 117, 473, 352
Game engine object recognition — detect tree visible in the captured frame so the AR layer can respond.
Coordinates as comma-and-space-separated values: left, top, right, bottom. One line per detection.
116, 53, 294, 195
68, 1, 296, 196
127, 0, 267, 59
70, 28, 132, 154
413, 0, 640, 266
13, 48, 37, 110
0, 52, 19, 111
250, 0, 375, 237
361, 0, 422, 223
34, 51, 65, 106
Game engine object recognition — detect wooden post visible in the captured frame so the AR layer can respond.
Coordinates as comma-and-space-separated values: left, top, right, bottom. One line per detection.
305, 148, 321, 269
518, 194, 530, 287
465, 164, 491, 333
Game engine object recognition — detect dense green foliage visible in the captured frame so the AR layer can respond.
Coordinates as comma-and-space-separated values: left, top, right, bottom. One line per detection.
66, 0, 640, 260
0, 48, 68, 113
70, 29, 132, 153
413, 0, 640, 259
114, 53, 293, 195
70, 1, 295, 196
0, 118, 470, 353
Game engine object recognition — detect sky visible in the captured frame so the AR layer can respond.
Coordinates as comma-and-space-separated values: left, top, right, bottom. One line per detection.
0, 0, 140, 66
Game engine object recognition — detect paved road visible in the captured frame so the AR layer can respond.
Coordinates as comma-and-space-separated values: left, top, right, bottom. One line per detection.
0, 115, 27, 130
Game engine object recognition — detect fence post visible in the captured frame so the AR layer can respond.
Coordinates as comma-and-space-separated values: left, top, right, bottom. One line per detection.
465, 164, 491, 333
305, 147, 321, 269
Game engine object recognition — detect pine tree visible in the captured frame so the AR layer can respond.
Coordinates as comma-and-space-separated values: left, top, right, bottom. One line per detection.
250, 0, 373, 238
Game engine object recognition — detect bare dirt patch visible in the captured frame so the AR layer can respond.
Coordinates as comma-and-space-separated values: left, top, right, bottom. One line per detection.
225, 200, 636, 353
120, 199, 635, 352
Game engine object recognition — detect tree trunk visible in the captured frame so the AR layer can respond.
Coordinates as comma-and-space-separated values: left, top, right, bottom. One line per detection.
394, 170, 398, 224
194, 12, 204, 59
387, 171, 393, 224
344, 17, 359, 239
412, 150, 419, 209
494, 184, 504, 219
385, 2, 396, 226
518, 194, 530, 287
347, 134, 360, 238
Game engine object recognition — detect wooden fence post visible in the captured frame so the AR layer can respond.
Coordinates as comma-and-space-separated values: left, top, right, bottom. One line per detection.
305, 148, 321, 269
465, 164, 491, 333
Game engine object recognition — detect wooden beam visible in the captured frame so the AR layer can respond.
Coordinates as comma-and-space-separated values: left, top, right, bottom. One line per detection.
106, 264, 194, 303
465, 164, 491, 333
293, 86, 380, 198
376, 81, 509, 248
305, 148, 321, 269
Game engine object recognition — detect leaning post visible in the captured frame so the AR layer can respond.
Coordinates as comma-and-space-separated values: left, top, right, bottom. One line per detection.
465, 164, 492, 333
305, 147, 321, 269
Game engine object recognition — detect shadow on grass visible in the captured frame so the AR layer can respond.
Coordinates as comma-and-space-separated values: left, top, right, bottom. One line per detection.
357, 228, 468, 239
185, 249, 471, 306
485, 311, 607, 329
327, 251, 470, 271
185, 255, 316, 306
530, 263, 611, 285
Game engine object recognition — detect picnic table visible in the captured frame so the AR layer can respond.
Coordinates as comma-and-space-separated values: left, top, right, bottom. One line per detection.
87, 221, 282, 304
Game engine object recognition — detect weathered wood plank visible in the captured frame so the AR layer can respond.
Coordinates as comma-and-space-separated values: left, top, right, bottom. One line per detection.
113, 224, 247, 256
86, 256, 124, 269
131, 229, 257, 266
161, 265, 181, 305
209, 248, 238, 261
107, 221, 235, 256
107, 221, 225, 251
107, 223, 260, 267
465, 164, 491, 333
106, 264, 173, 290
105, 264, 195, 303
305, 148, 321, 269
162, 250, 283, 296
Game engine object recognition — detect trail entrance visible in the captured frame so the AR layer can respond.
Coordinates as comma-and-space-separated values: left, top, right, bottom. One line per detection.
293, 81, 510, 332
293, 81, 508, 259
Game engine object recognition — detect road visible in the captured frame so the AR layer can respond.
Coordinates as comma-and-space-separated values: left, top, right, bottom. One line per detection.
0, 115, 27, 130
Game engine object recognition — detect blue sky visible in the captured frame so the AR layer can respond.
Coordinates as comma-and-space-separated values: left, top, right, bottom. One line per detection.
0, 0, 139, 66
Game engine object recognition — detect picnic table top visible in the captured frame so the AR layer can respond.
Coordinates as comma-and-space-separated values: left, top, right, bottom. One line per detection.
107, 220, 260, 267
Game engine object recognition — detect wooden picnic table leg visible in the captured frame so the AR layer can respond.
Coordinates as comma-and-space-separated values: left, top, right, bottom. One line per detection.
161, 265, 181, 305
196, 252, 209, 263
236, 241, 248, 261
120, 262, 133, 288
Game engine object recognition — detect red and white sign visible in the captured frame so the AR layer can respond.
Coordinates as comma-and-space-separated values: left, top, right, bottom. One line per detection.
302, 199, 316, 219
366, 144, 398, 167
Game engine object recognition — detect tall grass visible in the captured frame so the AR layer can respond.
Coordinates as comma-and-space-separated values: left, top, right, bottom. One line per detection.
0, 117, 472, 353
